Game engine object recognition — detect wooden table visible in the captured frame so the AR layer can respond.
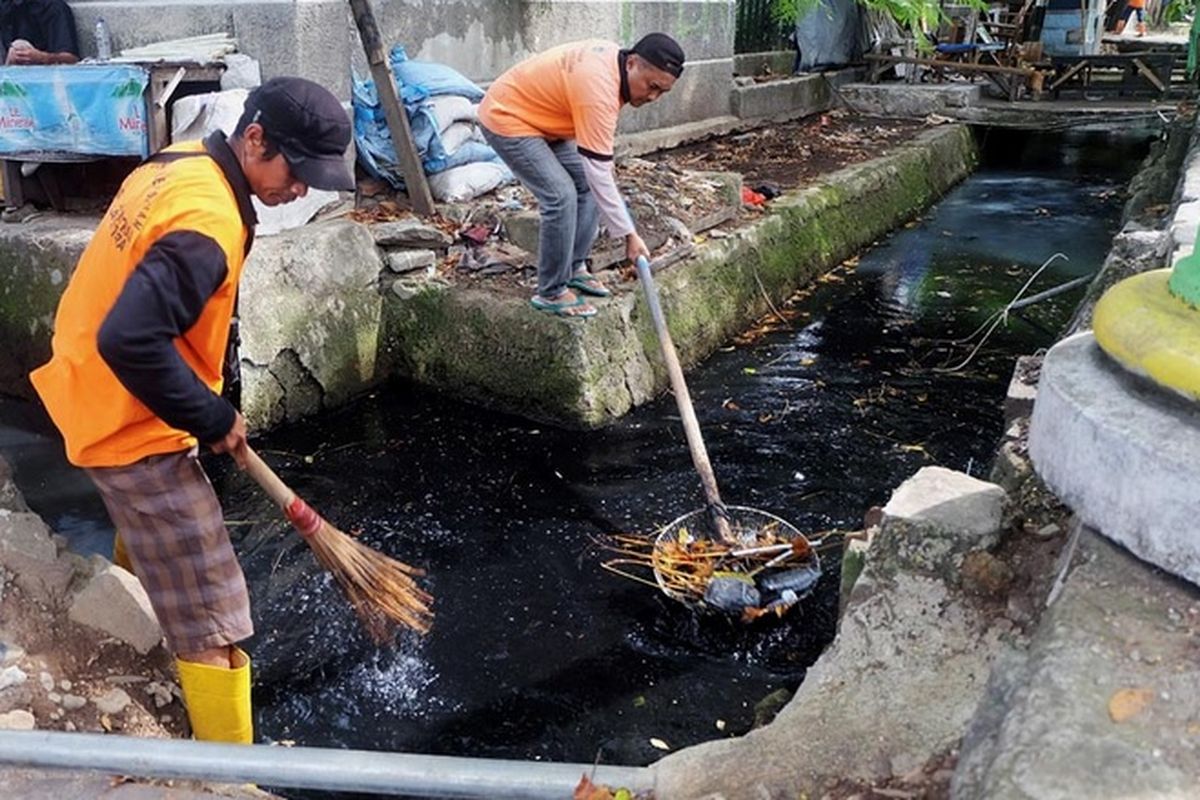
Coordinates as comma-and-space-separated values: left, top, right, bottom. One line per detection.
866, 53, 1037, 101
1, 60, 224, 209
138, 61, 225, 153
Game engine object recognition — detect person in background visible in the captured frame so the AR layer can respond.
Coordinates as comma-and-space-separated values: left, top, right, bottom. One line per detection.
30, 77, 355, 744
479, 33, 685, 317
0, 0, 80, 64
1116, 0, 1147, 37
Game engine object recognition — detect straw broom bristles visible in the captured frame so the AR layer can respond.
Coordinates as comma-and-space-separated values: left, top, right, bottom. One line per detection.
244, 446, 433, 642
285, 496, 434, 641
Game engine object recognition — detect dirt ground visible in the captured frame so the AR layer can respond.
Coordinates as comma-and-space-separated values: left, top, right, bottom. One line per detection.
645, 110, 931, 191
0, 570, 188, 740
355, 110, 934, 297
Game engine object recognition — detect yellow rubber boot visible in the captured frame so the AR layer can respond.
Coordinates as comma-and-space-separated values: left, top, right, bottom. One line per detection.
112, 532, 134, 573
176, 648, 254, 744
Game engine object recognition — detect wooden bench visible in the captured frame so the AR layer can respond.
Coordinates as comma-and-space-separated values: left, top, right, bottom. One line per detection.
1047, 53, 1175, 98
866, 53, 1037, 101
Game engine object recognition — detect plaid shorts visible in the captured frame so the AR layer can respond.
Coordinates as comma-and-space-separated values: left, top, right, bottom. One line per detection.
87, 448, 253, 654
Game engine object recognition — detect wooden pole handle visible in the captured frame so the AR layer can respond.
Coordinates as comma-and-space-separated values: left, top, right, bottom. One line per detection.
635, 256, 734, 541
240, 446, 295, 511
347, 0, 436, 217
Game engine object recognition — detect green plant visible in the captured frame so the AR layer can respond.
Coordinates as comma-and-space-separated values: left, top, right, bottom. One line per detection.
1163, 0, 1193, 25
771, 0, 976, 49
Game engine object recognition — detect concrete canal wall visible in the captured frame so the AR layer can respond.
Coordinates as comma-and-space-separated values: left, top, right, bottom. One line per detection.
385, 124, 978, 427
651, 117, 1197, 800
0, 124, 978, 430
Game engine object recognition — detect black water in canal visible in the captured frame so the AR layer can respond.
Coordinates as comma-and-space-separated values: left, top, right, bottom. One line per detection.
0, 128, 1151, 786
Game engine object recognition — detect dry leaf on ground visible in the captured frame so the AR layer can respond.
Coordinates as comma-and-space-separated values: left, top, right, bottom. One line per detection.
1108, 687, 1154, 722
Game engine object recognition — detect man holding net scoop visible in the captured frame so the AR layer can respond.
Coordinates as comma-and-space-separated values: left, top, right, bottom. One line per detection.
30, 78, 365, 745
479, 33, 686, 317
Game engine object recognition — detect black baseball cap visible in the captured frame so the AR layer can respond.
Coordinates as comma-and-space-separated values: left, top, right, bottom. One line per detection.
631, 33, 685, 78
244, 77, 355, 192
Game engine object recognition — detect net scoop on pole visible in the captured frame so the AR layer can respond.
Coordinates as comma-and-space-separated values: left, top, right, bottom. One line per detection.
633, 255, 820, 609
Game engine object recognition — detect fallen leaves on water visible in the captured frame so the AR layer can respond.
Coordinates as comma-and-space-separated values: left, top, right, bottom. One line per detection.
574, 774, 646, 800
1108, 687, 1154, 722
899, 443, 934, 459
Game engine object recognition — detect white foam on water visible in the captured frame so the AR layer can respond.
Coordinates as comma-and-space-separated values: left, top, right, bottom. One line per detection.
343, 647, 459, 717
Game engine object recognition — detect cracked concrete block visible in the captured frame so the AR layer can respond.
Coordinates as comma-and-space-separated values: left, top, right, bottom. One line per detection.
239, 220, 385, 431
372, 220, 453, 250
386, 249, 437, 274
501, 211, 540, 256
0, 510, 73, 603
876, 467, 1006, 584
69, 565, 162, 655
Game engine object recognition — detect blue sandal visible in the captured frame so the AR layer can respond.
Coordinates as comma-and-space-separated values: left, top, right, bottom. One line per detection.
567, 274, 612, 297
530, 293, 597, 318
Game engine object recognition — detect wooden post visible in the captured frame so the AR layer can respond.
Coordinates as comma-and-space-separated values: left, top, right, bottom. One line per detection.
348, 0, 435, 216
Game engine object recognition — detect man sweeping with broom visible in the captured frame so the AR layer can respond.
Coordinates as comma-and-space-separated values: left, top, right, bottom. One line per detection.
30, 77, 395, 745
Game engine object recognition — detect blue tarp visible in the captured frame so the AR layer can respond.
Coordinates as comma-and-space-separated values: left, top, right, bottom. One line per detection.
0, 64, 149, 157
795, 0, 862, 71
353, 45, 504, 188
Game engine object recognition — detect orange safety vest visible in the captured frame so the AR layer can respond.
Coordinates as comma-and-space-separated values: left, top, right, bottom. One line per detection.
30, 138, 252, 468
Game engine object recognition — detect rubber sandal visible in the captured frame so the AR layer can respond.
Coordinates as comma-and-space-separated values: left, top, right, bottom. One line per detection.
530, 294, 597, 318
567, 274, 612, 297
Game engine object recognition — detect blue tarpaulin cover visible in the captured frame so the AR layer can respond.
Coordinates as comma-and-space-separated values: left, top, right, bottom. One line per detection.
353, 45, 508, 189
0, 64, 149, 157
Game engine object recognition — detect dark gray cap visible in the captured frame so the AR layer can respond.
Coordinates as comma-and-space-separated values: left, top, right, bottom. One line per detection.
244, 77, 355, 191
631, 33, 685, 78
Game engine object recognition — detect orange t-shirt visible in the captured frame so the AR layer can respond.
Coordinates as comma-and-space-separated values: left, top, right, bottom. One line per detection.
479, 39, 622, 157
1127, 0, 1145, 8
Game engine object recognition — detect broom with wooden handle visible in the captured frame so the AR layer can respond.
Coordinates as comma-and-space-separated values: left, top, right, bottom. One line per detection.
241, 445, 433, 640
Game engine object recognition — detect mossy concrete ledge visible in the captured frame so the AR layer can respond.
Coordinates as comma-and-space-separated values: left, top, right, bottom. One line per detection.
0, 216, 387, 436
383, 124, 979, 427
0, 216, 97, 399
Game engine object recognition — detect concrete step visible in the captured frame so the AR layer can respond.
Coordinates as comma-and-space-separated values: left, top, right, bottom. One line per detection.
954, 527, 1200, 799
0, 767, 275, 799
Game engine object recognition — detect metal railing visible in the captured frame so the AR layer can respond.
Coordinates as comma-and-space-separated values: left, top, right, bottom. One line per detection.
0, 731, 655, 799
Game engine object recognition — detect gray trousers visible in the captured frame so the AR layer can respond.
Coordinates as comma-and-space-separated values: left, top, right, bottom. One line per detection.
482, 126, 599, 299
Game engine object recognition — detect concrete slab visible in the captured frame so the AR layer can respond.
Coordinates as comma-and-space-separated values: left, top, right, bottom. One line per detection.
839, 83, 983, 117
731, 74, 832, 120
953, 528, 1200, 799
1028, 332, 1200, 586
734, 50, 795, 77
841, 83, 1183, 130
